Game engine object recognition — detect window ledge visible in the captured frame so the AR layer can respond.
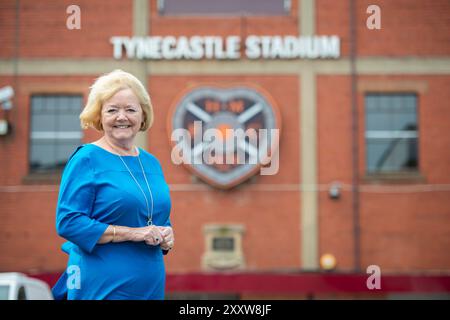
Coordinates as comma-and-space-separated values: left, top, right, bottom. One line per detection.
363, 172, 426, 184
22, 172, 63, 185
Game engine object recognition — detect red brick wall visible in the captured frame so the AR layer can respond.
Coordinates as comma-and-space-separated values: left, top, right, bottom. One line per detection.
317, 0, 450, 56
358, 75, 450, 272
0, 77, 16, 185
317, 75, 355, 270
1, 0, 449, 276
0, 75, 97, 185
0, 74, 301, 273
0, 75, 98, 273
149, 75, 300, 272
355, 0, 450, 56
0, 0, 133, 58
0, 191, 63, 273
316, 0, 352, 56
317, 75, 450, 272
0, 1, 17, 58
356, 76, 450, 183
0, 0, 299, 60
360, 191, 450, 272
2, 0, 449, 59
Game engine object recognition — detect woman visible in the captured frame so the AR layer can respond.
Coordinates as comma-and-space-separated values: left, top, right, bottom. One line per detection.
52, 69, 174, 300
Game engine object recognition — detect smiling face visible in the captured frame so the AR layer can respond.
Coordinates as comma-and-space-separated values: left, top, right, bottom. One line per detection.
100, 88, 144, 145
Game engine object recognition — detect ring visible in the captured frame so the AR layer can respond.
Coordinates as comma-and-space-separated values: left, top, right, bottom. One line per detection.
155, 238, 159, 242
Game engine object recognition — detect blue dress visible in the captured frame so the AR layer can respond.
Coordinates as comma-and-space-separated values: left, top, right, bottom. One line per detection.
52, 144, 172, 300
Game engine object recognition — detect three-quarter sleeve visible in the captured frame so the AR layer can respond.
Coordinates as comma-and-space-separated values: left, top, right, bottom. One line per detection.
56, 150, 108, 253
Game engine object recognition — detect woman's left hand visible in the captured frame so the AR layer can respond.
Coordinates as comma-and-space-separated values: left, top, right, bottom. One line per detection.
158, 226, 174, 250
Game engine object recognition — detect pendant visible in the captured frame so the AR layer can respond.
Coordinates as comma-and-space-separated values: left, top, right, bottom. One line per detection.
147, 219, 153, 226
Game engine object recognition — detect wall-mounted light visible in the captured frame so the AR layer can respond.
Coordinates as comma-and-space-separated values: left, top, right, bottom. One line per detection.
0, 119, 9, 136
328, 182, 341, 199
0, 86, 14, 136
0, 86, 14, 110
320, 253, 337, 271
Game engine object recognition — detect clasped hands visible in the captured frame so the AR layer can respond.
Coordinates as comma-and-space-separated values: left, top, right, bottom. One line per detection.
141, 225, 174, 250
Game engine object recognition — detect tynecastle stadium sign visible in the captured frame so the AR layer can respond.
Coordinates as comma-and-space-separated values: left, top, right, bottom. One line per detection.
110, 35, 340, 60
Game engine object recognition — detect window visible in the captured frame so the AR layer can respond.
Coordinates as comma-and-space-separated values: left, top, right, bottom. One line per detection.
158, 0, 290, 16
212, 237, 235, 251
30, 95, 83, 172
365, 93, 418, 174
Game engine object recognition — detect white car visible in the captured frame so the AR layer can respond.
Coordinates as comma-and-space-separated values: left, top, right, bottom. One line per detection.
0, 272, 53, 300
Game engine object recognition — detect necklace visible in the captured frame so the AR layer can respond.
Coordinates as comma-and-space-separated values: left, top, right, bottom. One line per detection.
104, 140, 154, 226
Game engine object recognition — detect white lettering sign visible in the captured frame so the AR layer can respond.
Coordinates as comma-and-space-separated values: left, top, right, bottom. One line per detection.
110, 35, 340, 60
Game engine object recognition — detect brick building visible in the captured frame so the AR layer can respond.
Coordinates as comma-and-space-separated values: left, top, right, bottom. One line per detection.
0, 0, 449, 299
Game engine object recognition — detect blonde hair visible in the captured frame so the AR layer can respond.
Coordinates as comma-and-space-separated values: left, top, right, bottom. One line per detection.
80, 69, 153, 131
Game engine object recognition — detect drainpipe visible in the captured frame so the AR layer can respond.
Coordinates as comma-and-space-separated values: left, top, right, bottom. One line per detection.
12, 0, 20, 138
350, 0, 361, 272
